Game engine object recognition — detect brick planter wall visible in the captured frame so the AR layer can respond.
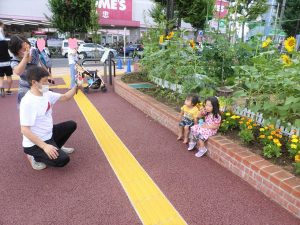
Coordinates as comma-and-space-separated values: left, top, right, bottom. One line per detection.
114, 76, 300, 218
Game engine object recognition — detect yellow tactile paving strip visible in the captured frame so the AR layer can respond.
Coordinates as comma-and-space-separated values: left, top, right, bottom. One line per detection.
62, 77, 187, 225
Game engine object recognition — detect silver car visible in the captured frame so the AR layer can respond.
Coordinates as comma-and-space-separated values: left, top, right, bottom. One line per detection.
78, 43, 117, 59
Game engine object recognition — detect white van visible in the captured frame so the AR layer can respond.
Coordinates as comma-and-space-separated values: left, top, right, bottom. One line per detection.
61, 39, 85, 58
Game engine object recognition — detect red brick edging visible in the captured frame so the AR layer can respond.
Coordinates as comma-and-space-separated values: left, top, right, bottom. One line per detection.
114, 76, 300, 218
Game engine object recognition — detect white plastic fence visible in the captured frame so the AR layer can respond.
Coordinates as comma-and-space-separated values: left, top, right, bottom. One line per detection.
150, 77, 183, 93
232, 105, 300, 137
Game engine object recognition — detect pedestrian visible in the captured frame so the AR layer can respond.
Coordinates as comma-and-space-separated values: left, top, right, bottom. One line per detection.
67, 42, 78, 89
188, 96, 221, 157
36, 41, 52, 74
20, 66, 79, 170
9, 35, 41, 103
177, 94, 200, 144
0, 24, 13, 97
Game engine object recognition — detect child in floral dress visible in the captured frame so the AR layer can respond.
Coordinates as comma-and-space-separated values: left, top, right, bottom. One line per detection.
188, 96, 221, 157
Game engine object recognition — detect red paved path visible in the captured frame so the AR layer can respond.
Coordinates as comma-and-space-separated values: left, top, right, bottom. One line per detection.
0, 83, 299, 225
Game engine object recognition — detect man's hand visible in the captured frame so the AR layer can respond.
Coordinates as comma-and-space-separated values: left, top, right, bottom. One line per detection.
43, 144, 59, 159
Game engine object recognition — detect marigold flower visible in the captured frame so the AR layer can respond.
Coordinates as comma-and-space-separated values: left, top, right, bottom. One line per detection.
292, 135, 298, 139
239, 121, 243, 124
226, 112, 230, 116
189, 40, 195, 48
268, 135, 273, 140
259, 135, 265, 139
259, 128, 265, 132
273, 138, 279, 143
284, 37, 296, 52
264, 127, 269, 130
276, 142, 282, 147
240, 117, 245, 121
295, 155, 300, 162
269, 125, 275, 129
281, 54, 292, 66
275, 134, 282, 139
253, 123, 257, 126
291, 144, 297, 149
291, 139, 299, 143
271, 131, 276, 135
248, 125, 253, 129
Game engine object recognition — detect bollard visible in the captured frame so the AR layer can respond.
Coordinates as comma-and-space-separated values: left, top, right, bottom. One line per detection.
126, 59, 131, 73
117, 58, 123, 69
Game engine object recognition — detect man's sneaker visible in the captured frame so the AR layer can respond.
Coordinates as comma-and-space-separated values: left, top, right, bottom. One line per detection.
6, 90, 12, 95
27, 155, 47, 170
195, 147, 208, 158
61, 146, 75, 154
188, 142, 197, 151
0, 88, 5, 97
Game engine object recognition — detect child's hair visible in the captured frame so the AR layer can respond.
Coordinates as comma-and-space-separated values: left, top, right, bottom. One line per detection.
205, 96, 220, 118
8, 35, 30, 56
26, 66, 49, 86
186, 94, 199, 106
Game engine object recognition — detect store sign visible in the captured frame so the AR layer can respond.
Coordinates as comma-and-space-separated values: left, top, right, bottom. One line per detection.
97, 0, 132, 21
214, 0, 229, 19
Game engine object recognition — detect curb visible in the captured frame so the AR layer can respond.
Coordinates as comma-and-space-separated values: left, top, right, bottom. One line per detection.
114, 76, 300, 218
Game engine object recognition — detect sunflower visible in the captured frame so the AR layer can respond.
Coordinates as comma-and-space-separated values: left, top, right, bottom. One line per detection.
189, 40, 195, 49
262, 37, 272, 48
281, 54, 292, 66
284, 37, 296, 52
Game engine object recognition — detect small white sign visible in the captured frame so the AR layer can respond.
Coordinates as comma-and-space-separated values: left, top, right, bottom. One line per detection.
101, 48, 110, 63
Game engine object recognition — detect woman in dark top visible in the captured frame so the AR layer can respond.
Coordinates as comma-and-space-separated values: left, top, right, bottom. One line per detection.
0, 39, 13, 96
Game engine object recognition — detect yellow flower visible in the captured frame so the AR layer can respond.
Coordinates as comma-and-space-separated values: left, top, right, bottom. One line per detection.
292, 135, 298, 139
291, 144, 297, 149
271, 131, 276, 135
239, 121, 243, 124
189, 40, 195, 48
284, 37, 296, 52
253, 123, 257, 127
259, 128, 265, 132
275, 134, 283, 139
240, 117, 245, 121
295, 155, 300, 162
159, 35, 164, 44
226, 112, 231, 116
269, 124, 275, 129
291, 139, 299, 143
248, 125, 253, 129
226, 121, 229, 124
276, 142, 282, 147
259, 135, 265, 139
236, 116, 240, 119
166, 31, 174, 40
273, 138, 279, 143
268, 135, 273, 140
281, 54, 292, 66
264, 127, 269, 130
262, 37, 272, 48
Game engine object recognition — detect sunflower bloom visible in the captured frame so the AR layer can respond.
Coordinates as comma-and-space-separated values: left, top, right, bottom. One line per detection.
189, 40, 195, 48
281, 54, 292, 66
284, 37, 296, 52
262, 37, 272, 48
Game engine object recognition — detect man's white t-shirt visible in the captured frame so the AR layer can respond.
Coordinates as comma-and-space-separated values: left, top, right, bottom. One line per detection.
20, 91, 62, 147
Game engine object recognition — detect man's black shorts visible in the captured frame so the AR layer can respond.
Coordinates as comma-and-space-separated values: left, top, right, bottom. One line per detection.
0, 66, 13, 77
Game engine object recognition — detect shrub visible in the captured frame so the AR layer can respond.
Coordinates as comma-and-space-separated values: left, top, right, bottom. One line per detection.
238, 128, 254, 144
263, 143, 282, 159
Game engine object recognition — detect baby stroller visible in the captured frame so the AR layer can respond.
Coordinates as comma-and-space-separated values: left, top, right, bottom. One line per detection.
75, 63, 107, 93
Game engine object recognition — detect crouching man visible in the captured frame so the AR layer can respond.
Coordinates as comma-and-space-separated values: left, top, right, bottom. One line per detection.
20, 66, 79, 170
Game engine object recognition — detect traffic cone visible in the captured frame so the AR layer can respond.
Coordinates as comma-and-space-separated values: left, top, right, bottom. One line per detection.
117, 58, 123, 69
126, 59, 132, 73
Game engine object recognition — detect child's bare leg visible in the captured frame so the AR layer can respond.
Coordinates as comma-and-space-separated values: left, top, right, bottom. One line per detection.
177, 126, 183, 140
198, 139, 205, 148
183, 126, 190, 143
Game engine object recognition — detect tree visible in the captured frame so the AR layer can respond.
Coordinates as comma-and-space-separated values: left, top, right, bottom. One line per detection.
48, 0, 98, 36
228, 0, 268, 41
152, 0, 214, 31
279, 0, 300, 36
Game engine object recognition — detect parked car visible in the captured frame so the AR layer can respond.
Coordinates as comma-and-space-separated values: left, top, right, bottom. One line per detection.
61, 39, 85, 58
118, 44, 144, 57
77, 43, 117, 59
